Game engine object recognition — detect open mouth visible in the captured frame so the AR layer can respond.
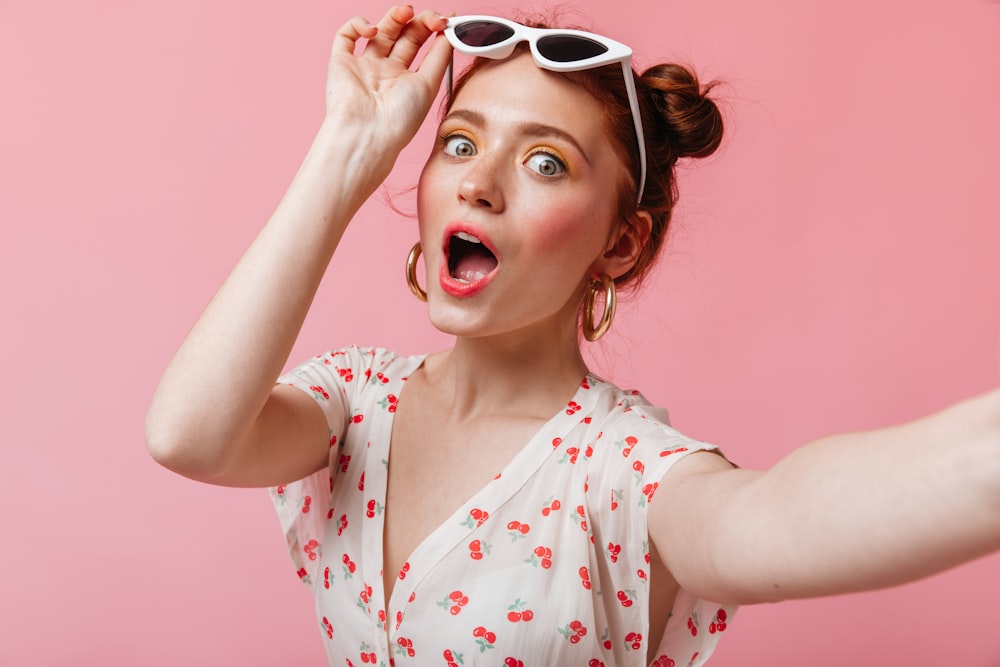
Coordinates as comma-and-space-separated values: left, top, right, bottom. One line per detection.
447, 231, 499, 283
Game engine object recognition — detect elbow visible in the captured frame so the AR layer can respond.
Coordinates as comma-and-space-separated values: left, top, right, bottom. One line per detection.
143, 404, 228, 481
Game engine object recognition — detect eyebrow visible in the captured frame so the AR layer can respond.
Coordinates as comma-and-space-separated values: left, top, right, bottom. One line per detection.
442, 108, 592, 165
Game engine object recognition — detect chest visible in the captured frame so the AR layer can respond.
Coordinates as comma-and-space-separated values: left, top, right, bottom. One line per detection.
381, 397, 546, 602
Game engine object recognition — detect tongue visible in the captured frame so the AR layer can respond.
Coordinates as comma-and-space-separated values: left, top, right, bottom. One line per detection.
453, 253, 498, 282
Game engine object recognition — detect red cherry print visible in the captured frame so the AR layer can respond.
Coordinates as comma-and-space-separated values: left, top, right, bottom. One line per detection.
579, 566, 592, 590
309, 385, 330, 399
632, 460, 645, 474
550, 499, 561, 510
584, 444, 593, 457
339, 454, 351, 472
589, 661, 605, 667
304, 539, 319, 561
507, 611, 522, 622
351, 413, 364, 423
581, 377, 591, 389
521, 609, 533, 621
569, 635, 581, 644
660, 446, 689, 457
651, 657, 675, 667
711, 608, 728, 632
323, 566, 331, 588
358, 471, 365, 491
687, 616, 698, 637
504, 659, 524, 667
465, 508, 489, 528
321, 616, 334, 638
376, 372, 389, 383
565, 400, 581, 415
330, 434, 338, 448
552, 437, 562, 448
507, 520, 520, 530
485, 632, 496, 644
518, 523, 530, 534
296, 567, 308, 580
607, 542, 621, 563
473, 627, 486, 638
443, 649, 454, 662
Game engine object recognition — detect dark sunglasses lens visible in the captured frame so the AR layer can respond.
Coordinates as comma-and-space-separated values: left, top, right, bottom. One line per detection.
536, 34, 608, 62
454, 21, 516, 47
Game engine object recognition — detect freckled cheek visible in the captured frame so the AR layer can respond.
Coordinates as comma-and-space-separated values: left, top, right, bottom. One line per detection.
526, 208, 608, 259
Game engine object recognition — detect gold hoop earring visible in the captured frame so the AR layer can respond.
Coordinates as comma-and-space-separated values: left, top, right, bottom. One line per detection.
405, 242, 428, 302
582, 273, 616, 342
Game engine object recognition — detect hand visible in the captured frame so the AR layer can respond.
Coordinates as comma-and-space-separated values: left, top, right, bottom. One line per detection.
327, 6, 451, 159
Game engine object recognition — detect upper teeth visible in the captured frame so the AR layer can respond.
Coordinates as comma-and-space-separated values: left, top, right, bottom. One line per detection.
455, 231, 482, 244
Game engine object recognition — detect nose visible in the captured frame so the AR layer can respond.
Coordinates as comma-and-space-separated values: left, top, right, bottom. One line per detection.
457, 159, 505, 212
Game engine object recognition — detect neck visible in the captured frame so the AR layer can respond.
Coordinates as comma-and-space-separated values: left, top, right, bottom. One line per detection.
426, 323, 591, 423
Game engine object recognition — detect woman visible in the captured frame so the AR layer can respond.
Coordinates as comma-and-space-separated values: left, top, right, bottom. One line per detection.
145, 6, 1000, 666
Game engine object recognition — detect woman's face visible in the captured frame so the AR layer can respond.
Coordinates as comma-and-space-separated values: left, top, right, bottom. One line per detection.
417, 52, 631, 341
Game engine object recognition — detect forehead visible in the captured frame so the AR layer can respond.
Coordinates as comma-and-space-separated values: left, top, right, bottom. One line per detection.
450, 52, 610, 140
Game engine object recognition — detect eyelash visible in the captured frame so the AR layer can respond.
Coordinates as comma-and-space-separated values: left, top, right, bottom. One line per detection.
525, 150, 566, 177
440, 132, 476, 158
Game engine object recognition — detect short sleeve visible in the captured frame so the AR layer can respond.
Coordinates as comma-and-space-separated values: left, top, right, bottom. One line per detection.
584, 393, 737, 666
266, 346, 406, 589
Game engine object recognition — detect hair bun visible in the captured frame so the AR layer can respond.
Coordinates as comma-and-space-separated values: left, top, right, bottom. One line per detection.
642, 63, 724, 160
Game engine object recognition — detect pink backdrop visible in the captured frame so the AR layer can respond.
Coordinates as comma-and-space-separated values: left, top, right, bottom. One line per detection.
2, 0, 998, 664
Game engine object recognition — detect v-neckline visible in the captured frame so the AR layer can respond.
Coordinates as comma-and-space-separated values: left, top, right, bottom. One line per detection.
364, 363, 603, 636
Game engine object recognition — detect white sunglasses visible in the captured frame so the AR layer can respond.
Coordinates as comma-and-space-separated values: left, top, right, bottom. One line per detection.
443, 16, 647, 205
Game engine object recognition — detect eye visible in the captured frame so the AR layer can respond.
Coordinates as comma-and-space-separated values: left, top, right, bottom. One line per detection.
443, 134, 476, 158
525, 151, 565, 177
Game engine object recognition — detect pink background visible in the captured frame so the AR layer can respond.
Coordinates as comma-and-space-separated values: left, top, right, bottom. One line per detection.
2, 0, 999, 664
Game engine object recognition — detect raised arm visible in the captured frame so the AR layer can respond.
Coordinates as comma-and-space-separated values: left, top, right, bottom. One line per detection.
651, 388, 1000, 605
145, 6, 452, 488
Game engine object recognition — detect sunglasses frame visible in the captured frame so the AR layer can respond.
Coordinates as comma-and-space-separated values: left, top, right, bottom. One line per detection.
443, 16, 647, 205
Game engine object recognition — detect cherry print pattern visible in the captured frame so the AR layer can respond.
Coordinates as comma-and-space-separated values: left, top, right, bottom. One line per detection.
505, 598, 534, 623
268, 346, 735, 667
436, 590, 469, 616
473, 626, 497, 652
468, 538, 492, 560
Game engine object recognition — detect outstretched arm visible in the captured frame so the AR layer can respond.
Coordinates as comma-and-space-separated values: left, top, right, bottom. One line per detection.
145, 7, 452, 488
651, 387, 1000, 605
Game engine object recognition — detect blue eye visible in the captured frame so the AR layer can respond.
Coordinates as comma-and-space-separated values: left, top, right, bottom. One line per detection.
525, 152, 565, 177
443, 135, 476, 157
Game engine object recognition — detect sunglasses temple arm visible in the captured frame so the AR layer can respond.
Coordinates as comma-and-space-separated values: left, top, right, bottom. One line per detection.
445, 54, 454, 105
621, 59, 646, 206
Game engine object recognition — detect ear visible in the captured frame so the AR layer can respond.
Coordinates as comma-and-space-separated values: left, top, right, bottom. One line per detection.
591, 210, 652, 279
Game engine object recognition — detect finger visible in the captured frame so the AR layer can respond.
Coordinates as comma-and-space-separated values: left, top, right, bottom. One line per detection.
363, 5, 415, 57
332, 15, 378, 55
387, 9, 449, 67
414, 26, 454, 92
